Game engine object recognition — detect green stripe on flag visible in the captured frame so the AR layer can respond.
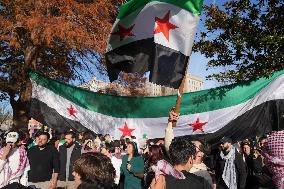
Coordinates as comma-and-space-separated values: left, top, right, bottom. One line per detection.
117, 0, 204, 20
29, 70, 284, 118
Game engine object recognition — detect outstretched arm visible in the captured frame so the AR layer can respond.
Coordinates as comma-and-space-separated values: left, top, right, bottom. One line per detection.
165, 110, 179, 153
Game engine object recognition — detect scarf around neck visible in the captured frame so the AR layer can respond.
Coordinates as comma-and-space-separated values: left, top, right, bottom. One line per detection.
220, 146, 237, 189
151, 159, 185, 180
0, 147, 29, 186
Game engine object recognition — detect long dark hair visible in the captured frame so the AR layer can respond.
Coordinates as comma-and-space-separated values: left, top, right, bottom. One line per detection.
148, 145, 164, 166
127, 141, 139, 157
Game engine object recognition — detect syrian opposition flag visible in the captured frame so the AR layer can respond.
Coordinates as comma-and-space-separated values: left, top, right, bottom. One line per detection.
105, 0, 203, 89
29, 70, 284, 145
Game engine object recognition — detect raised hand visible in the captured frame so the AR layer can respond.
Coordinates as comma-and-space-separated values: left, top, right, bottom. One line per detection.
0, 144, 12, 160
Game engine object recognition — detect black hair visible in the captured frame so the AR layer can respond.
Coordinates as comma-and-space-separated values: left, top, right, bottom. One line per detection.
77, 179, 116, 189
100, 135, 105, 142
36, 131, 50, 140
65, 131, 76, 138
193, 138, 211, 156
82, 131, 96, 143
17, 128, 29, 141
127, 141, 139, 157
120, 139, 127, 151
73, 152, 115, 187
158, 144, 171, 163
113, 140, 120, 147
104, 142, 115, 153
259, 136, 267, 142
169, 138, 196, 165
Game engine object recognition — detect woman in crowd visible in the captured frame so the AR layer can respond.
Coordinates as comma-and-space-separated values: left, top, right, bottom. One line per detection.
190, 140, 214, 188
72, 152, 116, 189
120, 141, 144, 189
144, 145, 165, 189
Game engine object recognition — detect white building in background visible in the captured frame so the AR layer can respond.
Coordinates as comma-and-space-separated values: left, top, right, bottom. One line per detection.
81, 73, 203, 96
184, 74, 204, 93
80, 77, 109, 92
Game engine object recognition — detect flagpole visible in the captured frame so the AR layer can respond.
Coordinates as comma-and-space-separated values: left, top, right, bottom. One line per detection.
172, 56, 190, 127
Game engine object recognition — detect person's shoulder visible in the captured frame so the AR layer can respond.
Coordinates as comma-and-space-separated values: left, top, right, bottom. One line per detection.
184, 171, 207, 182
47, 144, 59, 152
234, 149, 244, 160
18, 146, 28, 154
166, 172, 210, 188
190, 174, 211, 189
74, 142, 82, 150
133, 155, 143, 160
28, 145, 38, 152
121, 154, 128, 161
1, 182, 31, 189
58, 144, 65, 150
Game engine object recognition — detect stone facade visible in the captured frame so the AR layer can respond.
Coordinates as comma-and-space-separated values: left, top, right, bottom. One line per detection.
81, 74, 203, 96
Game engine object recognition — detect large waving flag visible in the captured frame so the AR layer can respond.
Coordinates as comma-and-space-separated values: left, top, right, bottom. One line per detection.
105, 0, 203, 89
29, 70, 284, 144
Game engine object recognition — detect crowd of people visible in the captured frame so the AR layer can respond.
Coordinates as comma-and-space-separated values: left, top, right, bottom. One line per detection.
0, 110, 283, 189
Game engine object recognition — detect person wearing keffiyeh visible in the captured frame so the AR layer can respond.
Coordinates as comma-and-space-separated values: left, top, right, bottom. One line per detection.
215, 137, 247, 189
262, 130, 284, 189
151, 110, 211, 189
0, 132, 30, 188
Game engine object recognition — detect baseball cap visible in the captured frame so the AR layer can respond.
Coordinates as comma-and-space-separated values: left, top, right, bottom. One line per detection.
6, 132, 19, 144
220, 136, 232, 144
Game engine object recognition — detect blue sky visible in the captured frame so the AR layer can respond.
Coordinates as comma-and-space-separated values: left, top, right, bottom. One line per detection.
186, 0, 225, 89
189, 52, 222, 89
92, 0, 227, 89
1, 0, 227, 112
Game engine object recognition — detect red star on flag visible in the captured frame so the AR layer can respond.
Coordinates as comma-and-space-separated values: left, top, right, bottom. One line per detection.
67, 105, 77, 117
119, 122, 135, 136
112, 24, 135, 41
154, 10, 178, 41
188, 117, 207, 133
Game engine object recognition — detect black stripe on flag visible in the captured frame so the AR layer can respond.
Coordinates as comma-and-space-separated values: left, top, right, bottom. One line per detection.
30, 98, 89, 133
106, 38, 188, 89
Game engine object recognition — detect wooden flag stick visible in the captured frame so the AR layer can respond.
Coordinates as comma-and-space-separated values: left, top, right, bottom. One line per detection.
172, 57, 190, 127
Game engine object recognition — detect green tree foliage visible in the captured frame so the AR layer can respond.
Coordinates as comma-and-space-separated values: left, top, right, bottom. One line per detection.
194, 0, 284, 83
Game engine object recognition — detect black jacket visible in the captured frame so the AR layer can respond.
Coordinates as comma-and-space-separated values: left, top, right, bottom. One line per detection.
1, 183, 33, 189
165, 171, 211, 189
58, 142, 82, 181
215, 149, 247, 189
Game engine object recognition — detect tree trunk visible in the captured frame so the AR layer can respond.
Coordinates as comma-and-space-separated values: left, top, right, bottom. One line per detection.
11, 45, 37, 130
10, 95, 30, 130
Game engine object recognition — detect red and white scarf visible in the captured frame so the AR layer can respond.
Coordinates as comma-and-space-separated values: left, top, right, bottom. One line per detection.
262, 131, 284, 188
0, 147, 29, 186
151, 159, 185, 180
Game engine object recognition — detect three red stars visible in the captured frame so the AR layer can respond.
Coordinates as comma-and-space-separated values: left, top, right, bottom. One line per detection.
119, 122, 135, 136
154, 10, 178, 41
112, 24, 135, 41
188, 117, 207, 133
67, 105, 77, 117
